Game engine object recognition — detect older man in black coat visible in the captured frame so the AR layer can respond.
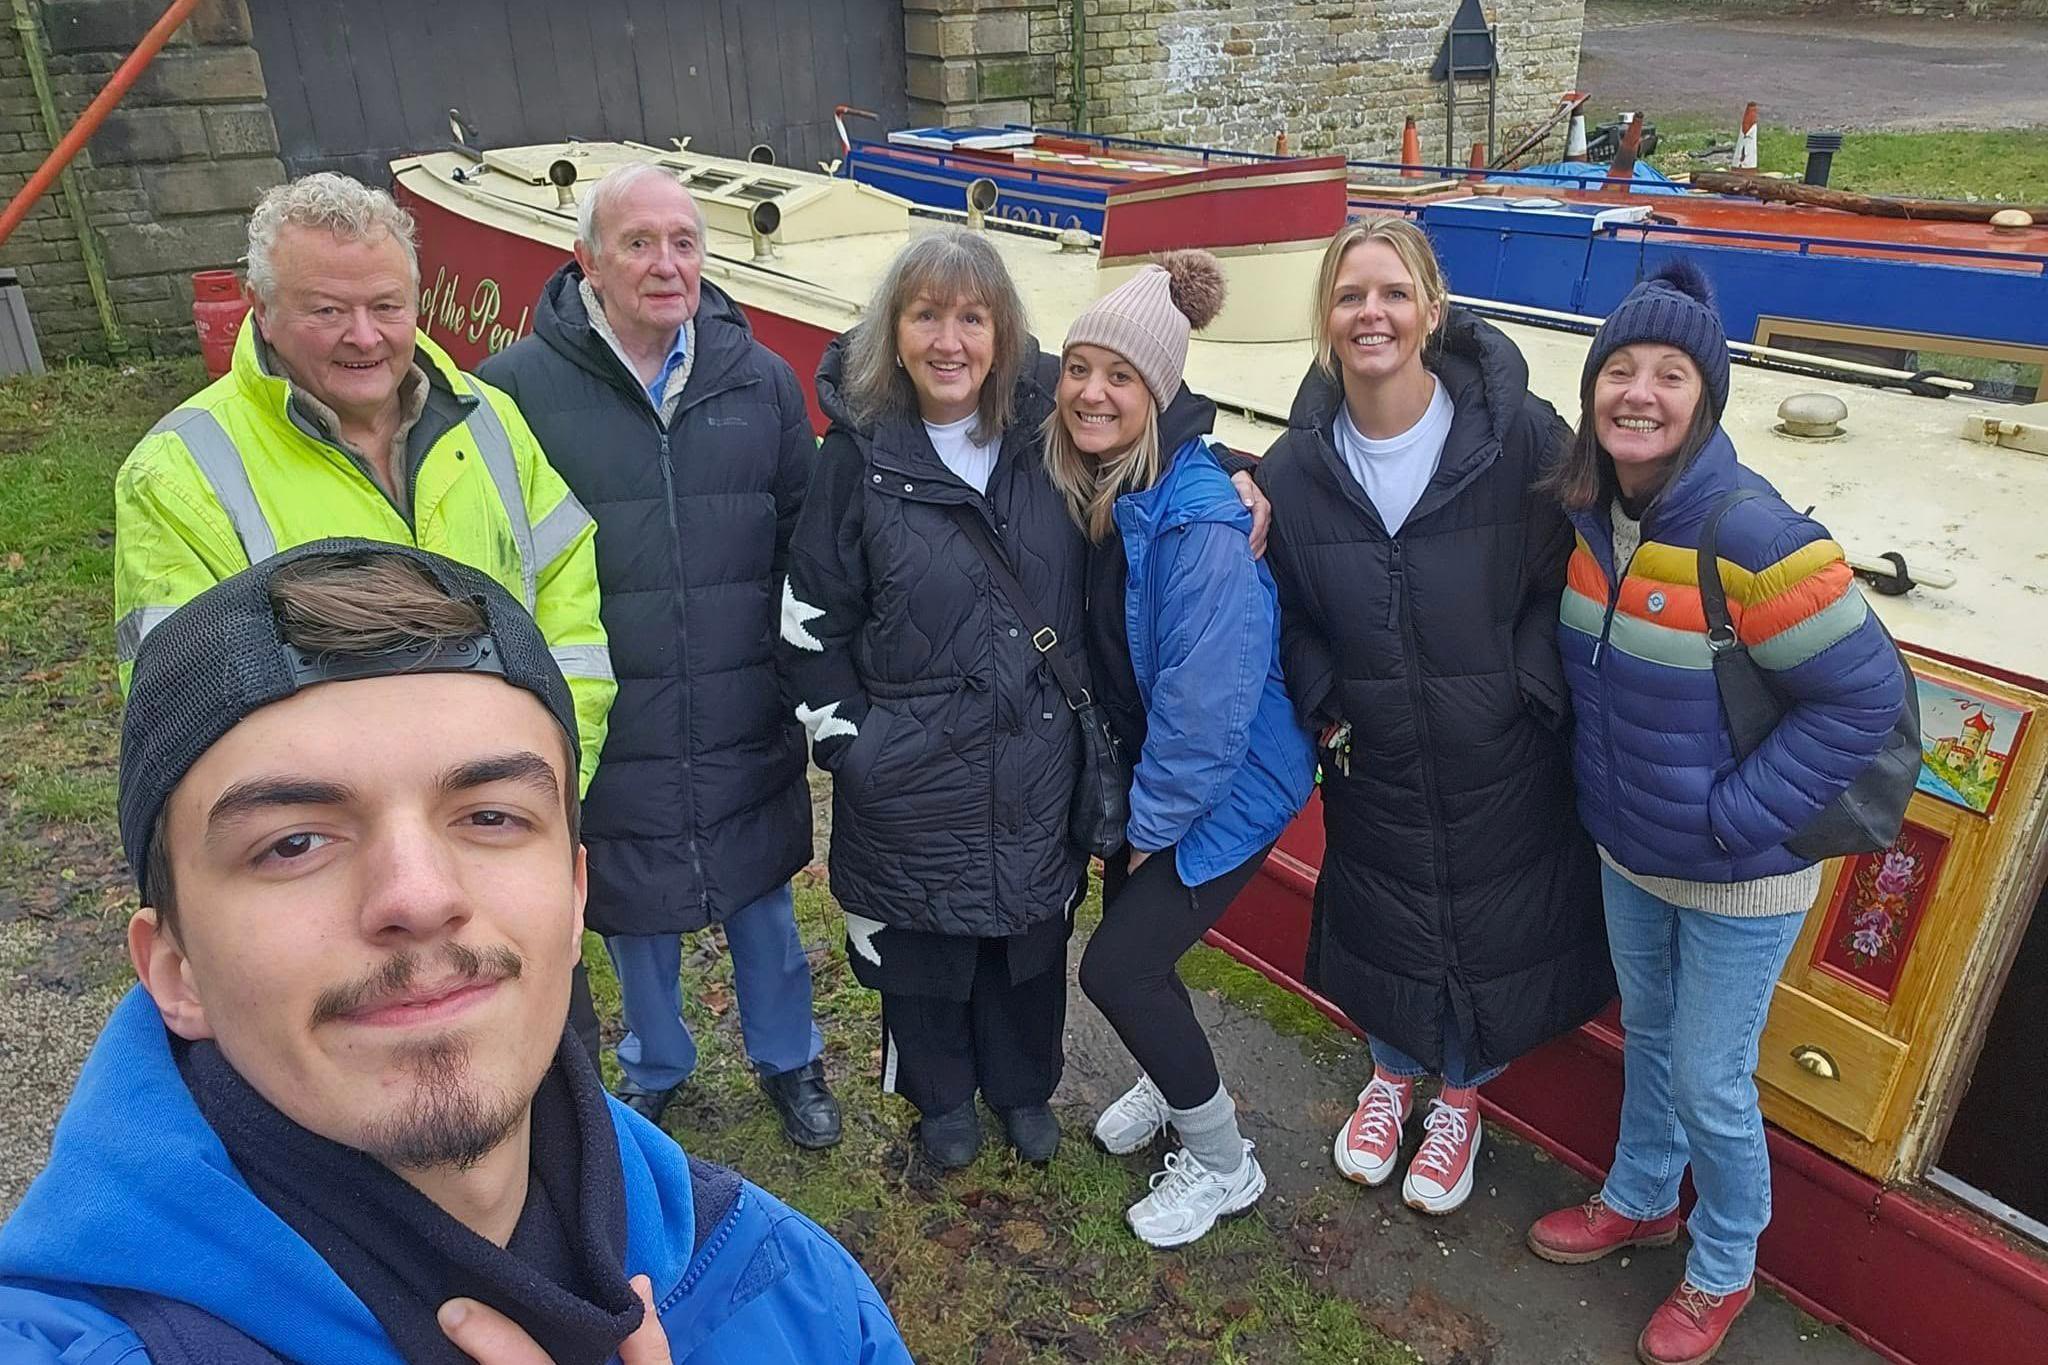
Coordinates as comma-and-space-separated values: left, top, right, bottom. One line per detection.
480, 164, 837, 1148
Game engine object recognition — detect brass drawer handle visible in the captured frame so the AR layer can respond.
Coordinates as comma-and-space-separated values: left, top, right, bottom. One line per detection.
1792, 1045, 1840, 1081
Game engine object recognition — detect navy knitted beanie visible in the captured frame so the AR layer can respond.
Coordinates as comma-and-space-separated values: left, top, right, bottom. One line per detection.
1583, 258, 1730, 419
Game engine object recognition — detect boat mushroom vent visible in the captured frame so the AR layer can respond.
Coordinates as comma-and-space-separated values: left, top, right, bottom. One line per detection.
749, 200, 781, 260
547, 158, 578, 208
966, 177, 998, 231
1775, 392, 1848, 441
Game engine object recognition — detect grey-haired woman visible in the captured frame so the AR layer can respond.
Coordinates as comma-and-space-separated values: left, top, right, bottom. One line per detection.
777, 229, 1087, 1168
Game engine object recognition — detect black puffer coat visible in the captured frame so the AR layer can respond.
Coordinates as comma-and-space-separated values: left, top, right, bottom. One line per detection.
1257, 310, 1611, 1074
480, 265, 813, 934
778, 336, 1087, 938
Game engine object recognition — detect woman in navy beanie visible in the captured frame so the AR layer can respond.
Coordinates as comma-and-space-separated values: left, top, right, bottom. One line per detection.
1530, 260, 1904, 1364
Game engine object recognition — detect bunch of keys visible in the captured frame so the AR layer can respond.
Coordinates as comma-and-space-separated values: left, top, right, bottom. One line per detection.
1319, 720, 1353, 779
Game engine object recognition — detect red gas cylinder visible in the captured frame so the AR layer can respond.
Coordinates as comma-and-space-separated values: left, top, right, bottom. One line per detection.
191, 269, 250, 379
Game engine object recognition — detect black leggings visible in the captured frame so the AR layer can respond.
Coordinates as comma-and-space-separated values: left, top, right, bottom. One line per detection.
1079, 842, 1274, 1110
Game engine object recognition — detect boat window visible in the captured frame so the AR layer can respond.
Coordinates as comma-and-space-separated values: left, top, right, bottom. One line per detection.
732, 179, 796, 202
1754, 317, 2048, 404
688, 169, 739, 191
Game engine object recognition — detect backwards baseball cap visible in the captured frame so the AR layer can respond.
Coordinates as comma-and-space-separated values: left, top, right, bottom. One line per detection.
119, 539, 578, 894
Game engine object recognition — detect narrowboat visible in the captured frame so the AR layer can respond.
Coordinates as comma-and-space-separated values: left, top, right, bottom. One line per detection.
842, 122, 2048, 403
392, 139, 2048, 1365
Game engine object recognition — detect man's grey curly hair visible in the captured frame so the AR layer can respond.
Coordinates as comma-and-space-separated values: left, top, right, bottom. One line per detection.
245, 173, 419, 305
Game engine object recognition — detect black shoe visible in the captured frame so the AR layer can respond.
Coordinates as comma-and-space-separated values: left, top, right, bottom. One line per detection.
759, 1058, 842, 1150
613, 1083, 680, 1128
999, 1104, 1061, 1164
917, 1101, 983, 1170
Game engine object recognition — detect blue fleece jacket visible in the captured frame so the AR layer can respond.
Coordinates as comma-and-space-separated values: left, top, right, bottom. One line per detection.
0, 988, 912, 1365
1116, 437, 1316, 883
1558, 428, 1906, 881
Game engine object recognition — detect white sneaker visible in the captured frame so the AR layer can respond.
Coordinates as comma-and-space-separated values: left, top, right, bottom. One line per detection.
1095, 1074, 1170, 1155
1402, 1097, 1481, 1215
1126, 1141, 1266, 1248
1332, 1073, 1413, 1186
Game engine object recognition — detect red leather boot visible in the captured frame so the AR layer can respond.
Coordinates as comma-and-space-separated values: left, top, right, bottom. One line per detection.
1526, 1193, 1682, 1264
1636, 1279, 1755, 1365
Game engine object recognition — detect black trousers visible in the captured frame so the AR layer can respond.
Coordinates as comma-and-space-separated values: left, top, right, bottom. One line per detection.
879, 938, 1067, 1116
569, 961, 601, 1071
1079, 843, 1273, 1110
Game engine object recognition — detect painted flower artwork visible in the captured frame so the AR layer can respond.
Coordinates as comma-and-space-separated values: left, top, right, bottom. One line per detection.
1845, 847, 1920, 966
1815, 822, 1949, 1000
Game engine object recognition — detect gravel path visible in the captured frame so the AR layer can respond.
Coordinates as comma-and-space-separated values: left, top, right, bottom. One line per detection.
0, 921, 122, 1217
1581, 8, 2048, 131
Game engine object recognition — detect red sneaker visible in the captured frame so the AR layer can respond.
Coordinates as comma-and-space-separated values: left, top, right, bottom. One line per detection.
1527, 1193, 1683, 1265
1402, 1096, 1481, 1215
1637, 1280, 1755, 1365
1332, 1072, 1412, 1187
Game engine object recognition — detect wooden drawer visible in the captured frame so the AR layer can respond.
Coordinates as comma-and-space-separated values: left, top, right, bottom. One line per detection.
1758, 984, 1909, 1142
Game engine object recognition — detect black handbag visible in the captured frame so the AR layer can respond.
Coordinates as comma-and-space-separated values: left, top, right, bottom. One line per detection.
1698, 489, 1921, 861
946, 504, 1131, 858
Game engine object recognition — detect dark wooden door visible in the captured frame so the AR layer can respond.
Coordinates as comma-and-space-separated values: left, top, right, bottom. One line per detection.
248, 0, 906, 186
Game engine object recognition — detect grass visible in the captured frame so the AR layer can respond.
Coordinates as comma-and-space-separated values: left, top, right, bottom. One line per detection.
1630, 112, 2048, 204
0, 357, 205, 939
599, 876, 1407, 1365
0, 356, 1410, 1365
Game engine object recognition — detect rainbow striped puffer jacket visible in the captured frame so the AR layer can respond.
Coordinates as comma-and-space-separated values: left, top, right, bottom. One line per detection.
1557, 428, 1905, 883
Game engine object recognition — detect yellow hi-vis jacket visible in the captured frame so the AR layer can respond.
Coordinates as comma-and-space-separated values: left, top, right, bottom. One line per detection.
113, 325, 614, 795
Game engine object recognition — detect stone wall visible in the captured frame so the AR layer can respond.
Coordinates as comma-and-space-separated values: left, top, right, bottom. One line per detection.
905, 0, 1062, 128
1029, 0, 1587, 166
0, 0, 281, 361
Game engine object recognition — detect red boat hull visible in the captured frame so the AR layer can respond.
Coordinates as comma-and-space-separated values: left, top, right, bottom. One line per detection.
1212, 837, 2048, 1365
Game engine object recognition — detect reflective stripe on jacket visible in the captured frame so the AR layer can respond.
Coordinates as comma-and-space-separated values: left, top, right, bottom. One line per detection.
112, 324, 613, 794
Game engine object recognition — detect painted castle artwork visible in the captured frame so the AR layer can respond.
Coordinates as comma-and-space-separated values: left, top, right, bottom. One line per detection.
1914, 677, 2032, 817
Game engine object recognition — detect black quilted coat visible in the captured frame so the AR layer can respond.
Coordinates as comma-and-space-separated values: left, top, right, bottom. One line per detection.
1257, 311, 1612, 1075
778, 335, 1087, 937
480, 266, 813, 934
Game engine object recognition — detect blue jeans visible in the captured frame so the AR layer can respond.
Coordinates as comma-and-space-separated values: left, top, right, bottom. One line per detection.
1598, 864, 1805, 1295
605, 882, 823, 1092
1369, 1007, 1507, 1090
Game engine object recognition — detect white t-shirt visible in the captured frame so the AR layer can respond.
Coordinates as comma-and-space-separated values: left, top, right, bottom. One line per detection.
923, 413, 1000, 495
1334, 377, 1454, 535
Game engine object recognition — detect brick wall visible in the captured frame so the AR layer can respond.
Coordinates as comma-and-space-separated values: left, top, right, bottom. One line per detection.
906, 0, 1062, 128
1028, 1, 1587, 167
0, 0, 281, 361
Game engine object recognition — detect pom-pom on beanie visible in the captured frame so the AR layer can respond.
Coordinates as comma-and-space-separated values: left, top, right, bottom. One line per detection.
1061, 249, 1226, 409
1583, 257, 1731, 419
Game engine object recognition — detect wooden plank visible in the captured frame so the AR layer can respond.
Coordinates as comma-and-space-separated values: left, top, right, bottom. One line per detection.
770, 0, 817, 167
580, 0, 645, 142
341, 2, 410, 165
804, 0, 853, 169
284, 1, 369, 170
449, 2, 529, 152
661, 1, 726, 151
714, 0, 754, 158
626, 0, 682, 145
377, 0, 451, 163
541, 1, 607, 143
736, 0, 784, 152
244, 2, 319, 175
500, 0, 568, 148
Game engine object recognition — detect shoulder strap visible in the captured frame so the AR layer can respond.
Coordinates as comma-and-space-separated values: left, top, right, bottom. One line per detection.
1697, 489, 1767, 648
943, 504, 1092, 711
96, 1286, 285, 1365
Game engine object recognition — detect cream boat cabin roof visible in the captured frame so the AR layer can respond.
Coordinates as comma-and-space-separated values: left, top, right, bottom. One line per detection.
394, 144, 2048, 683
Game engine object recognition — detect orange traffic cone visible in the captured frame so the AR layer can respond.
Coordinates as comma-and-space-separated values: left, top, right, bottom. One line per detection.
1276, 128, 1290, 156
1735, 101, 1759, 169
1467, 142, 1487, 181
1400, 115, 1424, 178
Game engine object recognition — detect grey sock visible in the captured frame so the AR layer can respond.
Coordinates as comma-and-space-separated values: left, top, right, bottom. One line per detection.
1169, 1082, 1245, 1175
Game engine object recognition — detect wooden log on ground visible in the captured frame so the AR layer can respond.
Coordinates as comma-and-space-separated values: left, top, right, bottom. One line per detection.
1691, 170, 2048, 224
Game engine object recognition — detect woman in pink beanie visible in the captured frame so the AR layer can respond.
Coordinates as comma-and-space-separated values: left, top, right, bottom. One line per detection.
1048, 253, 1316, 1248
